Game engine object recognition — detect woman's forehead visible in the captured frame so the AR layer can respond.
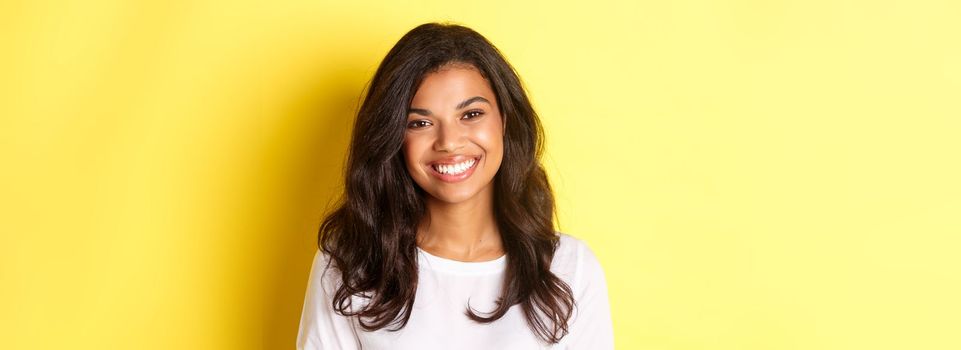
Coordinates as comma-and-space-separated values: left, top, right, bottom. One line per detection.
411, 67, 496, 108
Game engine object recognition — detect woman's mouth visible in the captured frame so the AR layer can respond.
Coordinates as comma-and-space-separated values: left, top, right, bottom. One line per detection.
428, 156, 480, 183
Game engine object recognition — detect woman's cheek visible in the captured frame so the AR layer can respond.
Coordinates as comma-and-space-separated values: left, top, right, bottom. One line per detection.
402, 136, 424, 174
477, 119, 502, 149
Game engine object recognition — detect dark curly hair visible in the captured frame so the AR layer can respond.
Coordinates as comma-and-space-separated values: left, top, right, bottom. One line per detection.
317, 22, 575, 344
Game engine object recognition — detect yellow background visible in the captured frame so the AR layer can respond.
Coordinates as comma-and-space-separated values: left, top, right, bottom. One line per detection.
2, 0, 959, 349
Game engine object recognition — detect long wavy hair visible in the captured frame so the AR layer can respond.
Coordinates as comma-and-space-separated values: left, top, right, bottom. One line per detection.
317, 22, 575, 344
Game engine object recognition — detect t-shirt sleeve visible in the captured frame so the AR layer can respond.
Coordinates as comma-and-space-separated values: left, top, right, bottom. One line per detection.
296, 249, 361, 350
562, 240, 615, 349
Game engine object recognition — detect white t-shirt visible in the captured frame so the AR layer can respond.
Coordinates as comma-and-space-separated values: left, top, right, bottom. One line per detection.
296, 233, 614, 349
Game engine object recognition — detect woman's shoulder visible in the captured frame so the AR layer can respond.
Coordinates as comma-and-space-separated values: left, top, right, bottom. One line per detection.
556, 232, 585, 253
551, 232, 607, 288
308, 249, 339, 286
308, 248, 353, 298
554, 232, 601, 261
307, 249, 372, 311
553, 233, 615, 348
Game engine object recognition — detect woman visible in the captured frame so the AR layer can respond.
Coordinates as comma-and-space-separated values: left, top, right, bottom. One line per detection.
297, 22, 614, 349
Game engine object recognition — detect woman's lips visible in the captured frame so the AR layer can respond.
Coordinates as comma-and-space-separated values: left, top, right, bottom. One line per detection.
428, 156, 480, 183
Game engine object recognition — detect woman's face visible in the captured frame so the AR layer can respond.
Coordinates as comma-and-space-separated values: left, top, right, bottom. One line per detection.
403, 64, 504, 205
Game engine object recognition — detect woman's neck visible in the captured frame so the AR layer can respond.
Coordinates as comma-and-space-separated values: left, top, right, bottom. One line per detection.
416, 187, 503, 262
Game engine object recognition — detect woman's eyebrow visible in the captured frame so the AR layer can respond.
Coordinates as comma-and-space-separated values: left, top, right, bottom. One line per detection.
456, 96, 490, 109
408, 96, 491, 116
408, 108, 431, 116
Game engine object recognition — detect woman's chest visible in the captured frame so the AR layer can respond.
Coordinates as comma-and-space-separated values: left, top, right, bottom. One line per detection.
353, 272, 557, 350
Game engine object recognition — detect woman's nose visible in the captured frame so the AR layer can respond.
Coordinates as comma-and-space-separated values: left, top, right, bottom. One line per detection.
434, 121, 466, 153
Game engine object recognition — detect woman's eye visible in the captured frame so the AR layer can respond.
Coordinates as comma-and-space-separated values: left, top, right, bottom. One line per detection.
407, 120, 431, 129
463, 110, 484, 119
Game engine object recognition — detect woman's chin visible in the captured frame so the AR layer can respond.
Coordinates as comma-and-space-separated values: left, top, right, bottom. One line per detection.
419, 176, 495, 205
427, 191, 477, 205
424, 185, 488, 205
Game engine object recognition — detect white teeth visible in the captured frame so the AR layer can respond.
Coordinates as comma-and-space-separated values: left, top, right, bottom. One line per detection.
433, 158, 476, 175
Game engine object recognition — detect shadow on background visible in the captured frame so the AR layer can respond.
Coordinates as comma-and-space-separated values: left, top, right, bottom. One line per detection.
259, 56, 374, 348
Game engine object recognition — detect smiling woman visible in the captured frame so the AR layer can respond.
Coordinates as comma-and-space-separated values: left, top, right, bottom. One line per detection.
404, 66, 504, 206
296, 22, 614, 349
